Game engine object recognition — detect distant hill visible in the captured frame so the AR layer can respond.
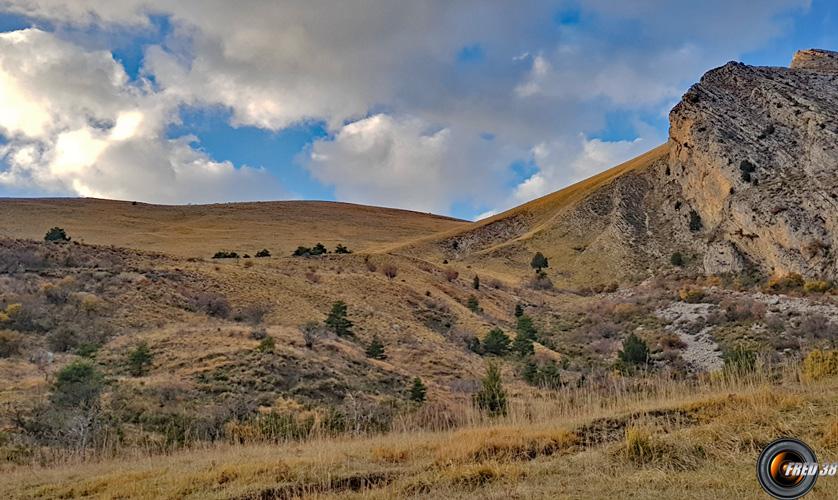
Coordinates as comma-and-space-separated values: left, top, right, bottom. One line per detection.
0, 198, 467, 258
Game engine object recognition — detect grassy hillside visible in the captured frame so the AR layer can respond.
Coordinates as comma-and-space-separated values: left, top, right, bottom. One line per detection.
0, 198, 467, 258
4, 363, 836, 499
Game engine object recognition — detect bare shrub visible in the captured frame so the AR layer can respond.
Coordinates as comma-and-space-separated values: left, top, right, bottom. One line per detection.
444, 269, 459, 282
305, 271, 321, 284
234, 304, 271, 325
364, 257, 377, 273
187, 292, 231, 318
0, 330, 23, 357
382, 264, 398, 280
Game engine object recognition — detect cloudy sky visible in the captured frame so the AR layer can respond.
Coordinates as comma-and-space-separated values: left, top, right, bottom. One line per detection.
0, 1, 835, 220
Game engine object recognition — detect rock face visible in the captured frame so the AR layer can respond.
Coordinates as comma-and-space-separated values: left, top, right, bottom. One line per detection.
667, 49, 838, 279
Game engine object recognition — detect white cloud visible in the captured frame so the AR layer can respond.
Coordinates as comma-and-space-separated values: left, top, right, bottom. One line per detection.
0, 29, 280, 203
304, 114, 512, 213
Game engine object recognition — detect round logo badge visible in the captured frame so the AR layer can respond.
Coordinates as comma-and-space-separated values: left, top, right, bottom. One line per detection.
757, 438, 818, 499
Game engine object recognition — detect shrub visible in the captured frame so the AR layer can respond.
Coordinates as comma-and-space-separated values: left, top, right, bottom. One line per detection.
47, 327, 79, 353
366, 335, 386, 360
44, 227, 70, 242
723, 346, 756, 374
466, 295, 480, 313
803, 350, 838, 381
766, 273, 805, 293
51, 360, 104, 408
514, 304, 524, 318
304, 271, 321, 283
293, 246, 312, 257
301, 322, 320, 348
311, 243, 328, 256
127, 341, 153, 376
409, 377, 427, 403
529, 270, 554, 290
523, 360, 563, 389
530, 252, 549, 273
188, 292, 231, 318
474, 362, 507, 416
670, 252, 684, 267
804, 280, 833, 294
334, 244, 352, 254
678, 286, 705, 303
325, 301, 354, 337
382, 263, 398, 280
618, 333, 649, 367
255, 249, 271, 258
473, 275, 480, 290
250, 328, 267, 340
482, 328, 510, 356
212, 251, 239, 259
688, 210, 703, 231
0, 330, 23, 357
444, 268, 459, 282
243, 259, 254, 268
257, 336, 275, 353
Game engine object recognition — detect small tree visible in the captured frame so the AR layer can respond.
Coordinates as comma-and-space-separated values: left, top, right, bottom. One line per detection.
257, 336, 275, 353
44, 227, 71, 242
670, 252, 684, 267
301, 322, 320, 348
127, 341, 153, 377
473, 275, 480, 290
466, 295, 480, 313
325, 301, 354, 337
618, 333, 649, 367
366, 335, 386, 360
512, 316, 537, 357
514, 304, 524, 318
51, 360, 104, 408
474, 362, 507, 416
482, 328, 510, 356
409, 377, 427, 403
530, 252, 549, 273
335, 244, 352, 254
255, 249, 271, 258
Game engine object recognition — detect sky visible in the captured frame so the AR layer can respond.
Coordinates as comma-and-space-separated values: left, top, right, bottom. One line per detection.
0, 1, 835, 220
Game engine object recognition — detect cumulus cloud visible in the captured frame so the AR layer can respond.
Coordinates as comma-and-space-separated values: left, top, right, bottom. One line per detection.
0, 29, 280, 203
0, 0, 813, 214
304, 114, 513, 213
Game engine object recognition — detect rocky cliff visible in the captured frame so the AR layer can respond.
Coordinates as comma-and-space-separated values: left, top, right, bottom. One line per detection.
667, 49, 838, 279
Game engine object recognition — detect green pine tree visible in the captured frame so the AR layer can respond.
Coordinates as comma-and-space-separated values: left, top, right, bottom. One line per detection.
482, 328, 510, 355
473, 275, 480, 290
474, 362, 507, 416
325, 301, 354, 337
530, 252, 549, 273
618, 333, 649, 367
127, 341, 153, 376
409, 377, 427, 403
514, 304, 524, 318
365, 335, 386, 359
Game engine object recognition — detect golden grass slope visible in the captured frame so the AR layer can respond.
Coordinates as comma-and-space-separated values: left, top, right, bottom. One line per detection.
5, 364, 837, 499
0, 198, 468, 258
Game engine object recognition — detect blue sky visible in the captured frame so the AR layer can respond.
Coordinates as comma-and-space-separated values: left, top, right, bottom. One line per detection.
0, 1, 834, 220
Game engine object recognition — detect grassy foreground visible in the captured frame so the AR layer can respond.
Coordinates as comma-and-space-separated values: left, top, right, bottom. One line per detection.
6, 364, 838, 499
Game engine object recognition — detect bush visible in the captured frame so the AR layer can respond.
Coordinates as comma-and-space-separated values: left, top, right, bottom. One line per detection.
212, 251, 239, 259
444, 268, 459, 282
723, 346, 756, 374
409, 377, 427, 403
474, 362, 507, 416
766, 273, 805, 293
51, 360, 104, 408
366, 335, 386, 360
334, 244, 352, 254
482, 328, 510, 356
257, 336, 275, 353
678, 286, 705, 303
514, 304, 524, 318
529, 270, 554, 290
382, 264, 398, 280
44, 227, 70, 242
325, 301, 353, 337
0, 330, 23, 357
530, 252, 549, 273
618, 333, 649, 367
466, 295, 480, 313
301, 322, 320, 348
292, 246, 312, 257
188, 292, 231, 318
670, 252, 684, 267
127, 342, 153, 376
803, 350, 838, 381
523, 360, 563, 390
473, 275, 480, 290
804, 280, 833, 294
688, 210, 703, 231
255, 249, 271, 258
311, 243, 327, 256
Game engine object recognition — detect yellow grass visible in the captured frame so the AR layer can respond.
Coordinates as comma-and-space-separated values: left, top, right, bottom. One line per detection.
6, 363, 838, 499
